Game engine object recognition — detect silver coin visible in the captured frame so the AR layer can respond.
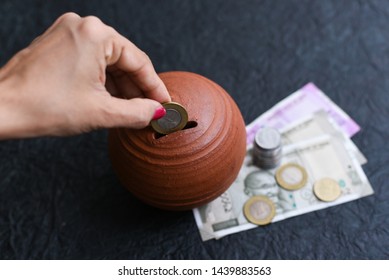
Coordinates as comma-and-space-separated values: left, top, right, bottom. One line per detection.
156, 108, 182, 131
253, 149, 282, 157
255, 127, 281, 150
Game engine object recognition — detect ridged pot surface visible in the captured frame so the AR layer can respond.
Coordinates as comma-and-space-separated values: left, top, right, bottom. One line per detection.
108, 71, 246, 210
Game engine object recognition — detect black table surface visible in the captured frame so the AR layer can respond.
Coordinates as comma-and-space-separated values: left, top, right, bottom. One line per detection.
0, 0, 388, 259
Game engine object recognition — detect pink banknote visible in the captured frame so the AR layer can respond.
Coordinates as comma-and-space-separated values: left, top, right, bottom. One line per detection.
246, 83, 360, 145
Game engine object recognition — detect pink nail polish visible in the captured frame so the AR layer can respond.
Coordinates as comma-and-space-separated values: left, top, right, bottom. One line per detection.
152, 107, 166, 120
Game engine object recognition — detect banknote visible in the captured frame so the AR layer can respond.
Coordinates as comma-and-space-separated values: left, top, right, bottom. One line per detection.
246, 83, 360, 146
193, 134, 373, 241
280, 110, 367, 165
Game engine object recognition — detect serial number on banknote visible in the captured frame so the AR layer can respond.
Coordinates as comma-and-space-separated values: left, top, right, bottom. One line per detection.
211, 266, 271, 276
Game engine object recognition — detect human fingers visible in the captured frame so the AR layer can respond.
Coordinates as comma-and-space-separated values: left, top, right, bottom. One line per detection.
104, 32, 171, 103
45, 14, 170, 103
93, 95, 166, 129
106, 67, 143, 99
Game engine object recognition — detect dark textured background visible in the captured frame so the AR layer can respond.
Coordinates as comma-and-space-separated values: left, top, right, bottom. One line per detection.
0, 0, 388, 259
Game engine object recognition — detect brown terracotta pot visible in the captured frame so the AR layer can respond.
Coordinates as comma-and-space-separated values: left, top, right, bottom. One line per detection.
108, 71, 246, 210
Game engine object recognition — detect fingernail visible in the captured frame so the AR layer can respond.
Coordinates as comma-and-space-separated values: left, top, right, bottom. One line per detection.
152, 107, 166, 120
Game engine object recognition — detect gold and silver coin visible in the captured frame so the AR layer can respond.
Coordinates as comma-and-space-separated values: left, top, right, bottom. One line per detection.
313, 178, 341, 202
243, 195, 276, 225
151, 102, 188, 134
275, 162, 307, 191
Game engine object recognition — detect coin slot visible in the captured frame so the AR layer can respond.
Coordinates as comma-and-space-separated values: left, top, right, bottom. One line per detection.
154, 132, 166, 139
153, 121, 198, 139
183, 121, 198, 130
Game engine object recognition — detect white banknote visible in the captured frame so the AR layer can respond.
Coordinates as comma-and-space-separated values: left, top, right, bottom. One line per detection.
280, 110, 367, 164
246, 83, 360, 146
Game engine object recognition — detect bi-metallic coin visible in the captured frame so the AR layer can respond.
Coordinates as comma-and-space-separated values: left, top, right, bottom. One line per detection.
151, 102, 188, 134
243, 195, 276, 225
313, 177, 341, 202
275, 162, 307, 190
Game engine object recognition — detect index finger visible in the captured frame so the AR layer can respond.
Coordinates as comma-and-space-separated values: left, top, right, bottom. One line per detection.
105, 32, 171, 103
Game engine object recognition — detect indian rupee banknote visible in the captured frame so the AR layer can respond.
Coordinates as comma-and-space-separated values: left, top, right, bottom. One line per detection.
193, 83, 371, 241
280, 110, 367, 164
193, 134, 373, 241
246, 83, 360, 146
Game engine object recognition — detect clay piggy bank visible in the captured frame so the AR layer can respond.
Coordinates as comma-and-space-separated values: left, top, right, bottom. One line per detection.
108, 71, 246, 210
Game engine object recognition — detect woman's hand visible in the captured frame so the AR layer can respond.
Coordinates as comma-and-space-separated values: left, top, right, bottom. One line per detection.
0, 12, 170, 139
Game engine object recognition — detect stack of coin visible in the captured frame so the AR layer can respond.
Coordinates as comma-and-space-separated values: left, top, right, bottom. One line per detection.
252, 127, 282, 169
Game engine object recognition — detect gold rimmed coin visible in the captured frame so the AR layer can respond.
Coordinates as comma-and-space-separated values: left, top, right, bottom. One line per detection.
275, 162, 308, 191
243, 195, 276, 225
313, 178, 341, 202
151, 102, 188, 134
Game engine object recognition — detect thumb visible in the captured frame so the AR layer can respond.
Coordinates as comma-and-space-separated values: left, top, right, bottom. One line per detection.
97, 97, 165, 129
